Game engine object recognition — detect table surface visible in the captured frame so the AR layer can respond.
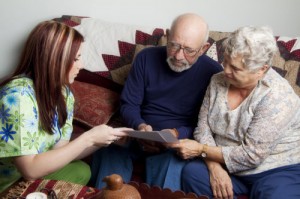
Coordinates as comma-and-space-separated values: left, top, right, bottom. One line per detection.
0, 178, 100, 199
0, 179, 209, 199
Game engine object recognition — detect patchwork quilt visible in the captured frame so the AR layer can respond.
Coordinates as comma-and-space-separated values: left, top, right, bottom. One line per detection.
54, 15, 300, 94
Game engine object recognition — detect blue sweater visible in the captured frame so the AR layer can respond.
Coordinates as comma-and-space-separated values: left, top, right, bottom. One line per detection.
120, 46, 223, 139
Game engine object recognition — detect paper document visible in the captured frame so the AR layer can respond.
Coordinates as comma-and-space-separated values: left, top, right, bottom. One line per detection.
125, 130, 179, 143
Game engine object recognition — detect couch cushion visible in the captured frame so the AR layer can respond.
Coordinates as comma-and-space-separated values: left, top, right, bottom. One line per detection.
71, 80, 120, 127
274, 37, 300, 95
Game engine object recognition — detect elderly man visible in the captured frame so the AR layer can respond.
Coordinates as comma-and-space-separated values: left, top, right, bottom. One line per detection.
91, 13, 223, 191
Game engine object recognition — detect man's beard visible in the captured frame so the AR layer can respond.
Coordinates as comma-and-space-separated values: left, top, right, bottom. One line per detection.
167, 57, 193, 73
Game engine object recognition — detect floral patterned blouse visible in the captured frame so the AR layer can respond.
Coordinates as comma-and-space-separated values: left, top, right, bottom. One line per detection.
194, 68, 300, 176
0, 77, 74, 192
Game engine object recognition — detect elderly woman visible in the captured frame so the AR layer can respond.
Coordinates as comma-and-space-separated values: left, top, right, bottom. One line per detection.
170, 26, 300, 199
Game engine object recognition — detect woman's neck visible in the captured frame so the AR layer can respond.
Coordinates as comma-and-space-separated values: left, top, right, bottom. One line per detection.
230, 84, 256, 98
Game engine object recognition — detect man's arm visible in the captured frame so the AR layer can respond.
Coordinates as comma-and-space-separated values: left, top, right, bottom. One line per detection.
175, 126, 194, 139
120, 53, 146, 129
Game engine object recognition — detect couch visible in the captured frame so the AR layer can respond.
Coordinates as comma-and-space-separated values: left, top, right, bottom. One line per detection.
54, 15, 300, 198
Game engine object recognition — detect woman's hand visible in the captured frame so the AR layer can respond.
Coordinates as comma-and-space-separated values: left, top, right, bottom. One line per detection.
169, 139, 201, 159
88, 125, 129, 147
113, 127, 133, 146
207, 162, 233, 199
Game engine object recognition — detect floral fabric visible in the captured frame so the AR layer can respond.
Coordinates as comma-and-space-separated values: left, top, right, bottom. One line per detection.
0, 77, 74, 192
194, 68, 300, 175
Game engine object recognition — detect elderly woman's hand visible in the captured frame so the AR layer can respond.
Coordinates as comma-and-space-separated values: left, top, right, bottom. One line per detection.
168, 139, 201, 159
207, 162, 233, 199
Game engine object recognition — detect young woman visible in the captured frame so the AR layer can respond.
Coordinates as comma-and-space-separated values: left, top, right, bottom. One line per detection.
0, 20, 128, 192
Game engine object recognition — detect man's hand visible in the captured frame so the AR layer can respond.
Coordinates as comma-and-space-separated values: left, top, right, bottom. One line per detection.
207, 162, 233, 199
138, 123, 152, 131
137, 123, 166, 153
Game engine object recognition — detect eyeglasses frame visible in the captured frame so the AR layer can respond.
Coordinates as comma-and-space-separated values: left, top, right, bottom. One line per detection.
167, 41, 202, 58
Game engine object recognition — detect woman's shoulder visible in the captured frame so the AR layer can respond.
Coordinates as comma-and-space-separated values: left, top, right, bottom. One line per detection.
1, 76, 34, 96
211, 72, 227, 85
259, 68, 300, 104
263, 68, 296, 93
4, 76, 33, 88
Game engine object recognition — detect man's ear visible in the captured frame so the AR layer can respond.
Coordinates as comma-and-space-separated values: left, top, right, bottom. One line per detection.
199, 42, 211, 55
166, 29, 170, 39
202, 42, 211, 52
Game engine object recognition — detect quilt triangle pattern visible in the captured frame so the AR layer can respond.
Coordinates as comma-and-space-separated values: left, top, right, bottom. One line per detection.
276, 37, 300, 61
205, 37, 227, 64
102, 29, 165, 82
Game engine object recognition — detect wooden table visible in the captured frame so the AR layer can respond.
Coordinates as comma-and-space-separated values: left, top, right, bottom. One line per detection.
0, 179, 209, 199
128, 181, 208, 199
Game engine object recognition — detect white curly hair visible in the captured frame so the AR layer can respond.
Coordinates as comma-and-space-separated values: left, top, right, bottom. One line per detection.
223, 26, 278, 71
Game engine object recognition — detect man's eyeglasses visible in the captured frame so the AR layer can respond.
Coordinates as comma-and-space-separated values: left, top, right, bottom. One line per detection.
167, 42, 201, 57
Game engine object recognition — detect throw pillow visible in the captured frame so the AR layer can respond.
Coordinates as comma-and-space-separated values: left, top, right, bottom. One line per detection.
70, 81, 120, 127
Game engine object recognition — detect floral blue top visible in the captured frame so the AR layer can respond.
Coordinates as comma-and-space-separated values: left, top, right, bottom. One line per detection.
194, 68, 300, 175
0, 77, 74, 192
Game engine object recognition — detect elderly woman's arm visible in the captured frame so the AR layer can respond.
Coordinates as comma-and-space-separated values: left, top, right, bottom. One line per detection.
194, 82, 217, 145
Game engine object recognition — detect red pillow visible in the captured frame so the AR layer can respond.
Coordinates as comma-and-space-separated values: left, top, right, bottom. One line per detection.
71, 81, 120, 127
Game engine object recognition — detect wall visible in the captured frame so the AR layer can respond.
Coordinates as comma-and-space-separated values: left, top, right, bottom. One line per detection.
1, 0, 299, 79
